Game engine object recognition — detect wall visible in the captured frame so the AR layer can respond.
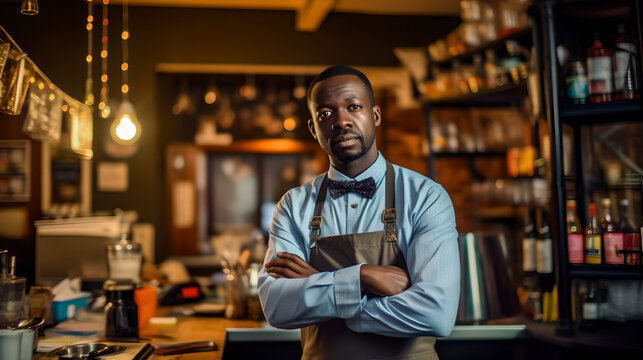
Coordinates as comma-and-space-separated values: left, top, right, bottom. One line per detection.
0, 2, 459, 261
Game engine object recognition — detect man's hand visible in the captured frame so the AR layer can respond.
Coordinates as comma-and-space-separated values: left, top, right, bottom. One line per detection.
265, 252, 319, 279
360, 265, 410, 297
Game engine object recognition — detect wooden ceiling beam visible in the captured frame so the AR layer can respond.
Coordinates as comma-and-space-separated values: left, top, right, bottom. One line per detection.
295, 0, 336, 32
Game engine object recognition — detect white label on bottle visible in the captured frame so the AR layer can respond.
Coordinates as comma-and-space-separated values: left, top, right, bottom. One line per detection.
536, 237, 553, 273
523, 237, 537, 272
615, 43, 636, 91
587, 56, 614, 95
583, 302, 599, 320
604, 232, 624, 264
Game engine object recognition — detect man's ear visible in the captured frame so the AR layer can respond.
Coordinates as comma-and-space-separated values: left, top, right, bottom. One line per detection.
308, 118, 317, 140
372, 105, 382, 127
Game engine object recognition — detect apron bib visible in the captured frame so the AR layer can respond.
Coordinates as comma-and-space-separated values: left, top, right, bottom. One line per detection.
300, 162, 437, 360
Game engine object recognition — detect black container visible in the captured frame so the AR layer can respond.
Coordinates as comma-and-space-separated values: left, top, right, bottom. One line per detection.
103, 279, 139, 339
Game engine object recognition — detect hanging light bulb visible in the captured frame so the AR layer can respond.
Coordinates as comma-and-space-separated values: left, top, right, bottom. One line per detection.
204, 78, 217, 104
110, 101, 141, 145
110, 0, 141, 145
20, 0, 38, 15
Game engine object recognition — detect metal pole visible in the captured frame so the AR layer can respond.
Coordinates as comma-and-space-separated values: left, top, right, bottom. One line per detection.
539, 0, 573, 337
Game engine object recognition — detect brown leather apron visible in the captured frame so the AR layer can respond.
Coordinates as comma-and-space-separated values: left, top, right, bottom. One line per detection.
300, 162, 438, 360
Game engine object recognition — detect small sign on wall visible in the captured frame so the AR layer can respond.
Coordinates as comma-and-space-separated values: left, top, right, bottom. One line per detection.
97, 161, 128, 192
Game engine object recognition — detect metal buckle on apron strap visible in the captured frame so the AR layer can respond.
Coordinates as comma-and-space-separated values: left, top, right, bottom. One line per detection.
381, 208, 396, 222
381, 208, 397, 242
309, 216, 322, 229
309, 216, 322, 248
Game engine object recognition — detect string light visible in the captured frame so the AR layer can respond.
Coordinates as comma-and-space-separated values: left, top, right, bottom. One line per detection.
85, 0, 94, 106
99, 0, 110, 118
111, 0, 141, 145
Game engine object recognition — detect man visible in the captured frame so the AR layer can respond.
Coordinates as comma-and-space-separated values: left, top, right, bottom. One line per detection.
258, 65, 459, 360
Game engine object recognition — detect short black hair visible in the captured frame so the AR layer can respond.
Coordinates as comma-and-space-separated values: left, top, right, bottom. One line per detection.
306, 65, 374, 107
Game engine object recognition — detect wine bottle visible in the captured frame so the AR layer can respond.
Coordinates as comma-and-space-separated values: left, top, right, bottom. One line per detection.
584, 203, 602, 264
587, 33, 614, 103
567, 200, 584, 263
601, 198, 623, 264
619, 199, 641, 265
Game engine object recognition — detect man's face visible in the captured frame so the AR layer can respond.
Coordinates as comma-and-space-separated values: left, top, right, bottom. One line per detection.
307, 75, 381, 167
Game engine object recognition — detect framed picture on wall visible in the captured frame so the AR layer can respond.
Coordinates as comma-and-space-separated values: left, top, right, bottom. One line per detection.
0, 140, 30, 201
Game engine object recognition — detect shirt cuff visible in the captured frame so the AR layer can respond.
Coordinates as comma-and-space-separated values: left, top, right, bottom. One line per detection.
334, 264, 363, 318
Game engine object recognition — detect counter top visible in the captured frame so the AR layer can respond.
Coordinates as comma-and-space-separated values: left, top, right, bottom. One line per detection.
36, 318, 527, 359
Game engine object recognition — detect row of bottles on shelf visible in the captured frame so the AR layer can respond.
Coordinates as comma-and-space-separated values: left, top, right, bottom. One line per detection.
425, 41, 530, 100
566, 198, 641, 266
576, 278, 643, 330
428, 0, 530, 62
564, 24, 640, 104
430, 108, 526, 153
520, 206, 556, 321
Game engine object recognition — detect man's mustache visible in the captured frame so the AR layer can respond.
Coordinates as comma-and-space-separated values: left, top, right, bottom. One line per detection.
331, 129, 361, 144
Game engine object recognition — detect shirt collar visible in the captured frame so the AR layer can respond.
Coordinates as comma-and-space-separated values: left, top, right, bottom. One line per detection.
327, 152, 386, 182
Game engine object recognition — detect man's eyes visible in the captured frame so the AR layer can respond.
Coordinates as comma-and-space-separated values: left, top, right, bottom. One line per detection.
318, 110, 332, 119
348, 104, 362, 110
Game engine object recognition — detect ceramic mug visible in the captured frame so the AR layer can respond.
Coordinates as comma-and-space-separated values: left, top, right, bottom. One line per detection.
0, 329, 23, 360
14, 329, 35, 360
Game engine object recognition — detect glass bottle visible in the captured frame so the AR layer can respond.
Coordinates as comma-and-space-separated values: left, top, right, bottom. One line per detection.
106, 233, 143, 282
586, 34, 614, 103
566, 200, 584, 263
537, 208, 553, 274
614, 24, 637, 99
565, 60, 588, 104
584, 203, 602, 264
619, 199, 641, 265
523, 208, 538, 273
601, 198, 623, 264
580, 280, 599, 331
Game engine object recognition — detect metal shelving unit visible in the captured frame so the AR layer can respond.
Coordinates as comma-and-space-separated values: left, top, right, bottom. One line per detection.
533, 0, 643, 339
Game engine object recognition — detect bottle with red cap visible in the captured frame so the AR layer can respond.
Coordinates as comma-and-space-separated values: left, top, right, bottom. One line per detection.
586, 33, 614, 103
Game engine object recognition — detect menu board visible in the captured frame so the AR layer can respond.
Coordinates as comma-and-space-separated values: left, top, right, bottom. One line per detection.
0, 140, 30, 202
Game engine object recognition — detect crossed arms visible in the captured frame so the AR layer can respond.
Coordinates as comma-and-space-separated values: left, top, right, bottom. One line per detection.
266, 252, 411, 297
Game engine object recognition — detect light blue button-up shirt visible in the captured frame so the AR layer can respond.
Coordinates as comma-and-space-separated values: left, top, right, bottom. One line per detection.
258, 153, 460, 338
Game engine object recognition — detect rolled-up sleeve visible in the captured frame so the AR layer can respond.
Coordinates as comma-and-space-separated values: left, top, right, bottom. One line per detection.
258, 191, 365, 329
345, 185, 460, 337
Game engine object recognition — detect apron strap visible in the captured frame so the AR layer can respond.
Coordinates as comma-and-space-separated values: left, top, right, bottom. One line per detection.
310, 175, 329, 248
382, 162, 397, 243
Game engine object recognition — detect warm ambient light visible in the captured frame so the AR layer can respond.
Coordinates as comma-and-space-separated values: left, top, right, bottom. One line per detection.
204, 89, 217, 104
283, 116, 297, 131
110, 101, 141, 145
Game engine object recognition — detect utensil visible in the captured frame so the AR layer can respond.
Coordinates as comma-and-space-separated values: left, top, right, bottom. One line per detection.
152, 340, 218, 355
100, 338, 218, 355
44, 343, 126, 360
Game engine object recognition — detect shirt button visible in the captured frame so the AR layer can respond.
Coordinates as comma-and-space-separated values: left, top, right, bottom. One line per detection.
351, 203, 357, 209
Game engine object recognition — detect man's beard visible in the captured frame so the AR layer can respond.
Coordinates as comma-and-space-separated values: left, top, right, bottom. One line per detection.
330, 129, 368, 162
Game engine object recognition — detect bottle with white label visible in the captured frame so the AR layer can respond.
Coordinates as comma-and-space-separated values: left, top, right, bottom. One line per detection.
537, 208, 553, 274
523, 208, 538, 273
586, 33, 614, 103
614, 24, 638, 99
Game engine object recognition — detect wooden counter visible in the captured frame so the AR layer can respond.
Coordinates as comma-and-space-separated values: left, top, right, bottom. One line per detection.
141, 317, 262, 359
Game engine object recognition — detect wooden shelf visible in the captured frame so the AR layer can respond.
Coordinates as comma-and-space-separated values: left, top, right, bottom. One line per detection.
433, 27, 533, 66
569, 264, 643, 279
561, 100, 642, 125
432, 151, 506, 158
198, 138, 320, 154
426, 81, 528, 107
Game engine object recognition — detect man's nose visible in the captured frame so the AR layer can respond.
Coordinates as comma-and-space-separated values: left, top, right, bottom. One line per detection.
331, 110, 352, 130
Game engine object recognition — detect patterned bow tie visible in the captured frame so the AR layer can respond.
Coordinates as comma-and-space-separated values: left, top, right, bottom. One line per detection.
327, 177, 376, 199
